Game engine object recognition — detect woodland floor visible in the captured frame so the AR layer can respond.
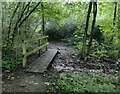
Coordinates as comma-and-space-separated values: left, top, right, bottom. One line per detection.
2, 41, 118, 93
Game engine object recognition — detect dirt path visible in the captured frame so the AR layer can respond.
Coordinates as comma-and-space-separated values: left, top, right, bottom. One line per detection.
2, 41, 75, 92
2, 41, 118, 92
48, 41, 76, 72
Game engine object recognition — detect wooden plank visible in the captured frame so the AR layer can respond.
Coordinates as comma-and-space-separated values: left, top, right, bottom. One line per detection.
25, 49, 57, 73
24, 49, 58, 73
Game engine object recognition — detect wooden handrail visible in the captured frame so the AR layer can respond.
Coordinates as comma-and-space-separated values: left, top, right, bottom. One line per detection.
24, 42, 49, 57
22, 35, 49, 68
24, 36, 48, 43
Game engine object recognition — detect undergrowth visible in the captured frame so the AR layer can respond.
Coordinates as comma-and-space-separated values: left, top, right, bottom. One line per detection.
2, 45, 22, 71
57, 71, 120, 93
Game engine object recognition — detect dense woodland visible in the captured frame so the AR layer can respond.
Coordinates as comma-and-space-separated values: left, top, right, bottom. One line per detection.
2, 1, 120, 93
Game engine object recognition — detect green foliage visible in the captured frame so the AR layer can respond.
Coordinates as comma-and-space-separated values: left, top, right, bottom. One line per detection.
57, 72, 119, 93
2, 45, 22, 70
63, 2, 120, 61
2, 2, 120, 70
45, 26, 61, 40
45, 21, 77, 41
107, 50, 119, 60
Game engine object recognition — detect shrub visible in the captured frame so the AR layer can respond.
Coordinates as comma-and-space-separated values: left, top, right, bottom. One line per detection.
2, 45, 22, 70
45, 22, 77, 41
45, 27, 61, 41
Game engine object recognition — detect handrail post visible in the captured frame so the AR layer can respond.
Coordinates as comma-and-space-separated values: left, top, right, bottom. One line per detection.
38, 39, 41, 57
23, 40, 27, 68
45, 37, 48, 51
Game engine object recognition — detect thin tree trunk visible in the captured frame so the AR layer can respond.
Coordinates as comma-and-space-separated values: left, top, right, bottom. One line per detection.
0, 2, 2, 47
87, 2, 97, 56
38, 2, 44, 56
41, 2, 45, 35
110, 2, 117, 42
113, 2, 117, 26
10, 2, 41, 45
118, 3, 120, 30
2, 3, 4, 33
8, 2, 20, 42
81, 1, 92, 59
13, 2, 31, 34
16, 2, 41, 32
0, 3, 2, 93
7, 2, 31, 45
118, 2, 120, 83
117, 3, 120, 54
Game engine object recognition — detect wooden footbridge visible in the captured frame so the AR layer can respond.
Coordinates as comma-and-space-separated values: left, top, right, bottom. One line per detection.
22, 35, 58, 73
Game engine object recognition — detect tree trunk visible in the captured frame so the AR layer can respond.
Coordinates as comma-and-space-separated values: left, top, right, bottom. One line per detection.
0, 2, 2, 47
8, 2, 20, 40
118, 3, 120, 83
13, 2, 31, 35
41, 2, 45, 35
2, 3, 4, 33
9, 2, 41, 45
0, 3, 2, 93
113, 2, 117, 26
7, 3, 21, 46
110, 2, 117, 43
87, 2, 97, 56
7, 2, 31, 46
118, 2, 120, 34
81, 1, 92, 59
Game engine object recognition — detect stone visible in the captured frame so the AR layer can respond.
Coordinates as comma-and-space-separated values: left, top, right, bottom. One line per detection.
57, 51, 60, 54
64, 48, 68, 51
69, 59, 74, 63
45, 82, 50, 85
19, 83, 26, 87
57, 47, 60, 50
77, 60, 80, 63
34, 82, 39, 85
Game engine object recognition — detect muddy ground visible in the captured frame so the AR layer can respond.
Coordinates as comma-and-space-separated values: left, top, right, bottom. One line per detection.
2, 41, 118, 93
2, 41, 75, 92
